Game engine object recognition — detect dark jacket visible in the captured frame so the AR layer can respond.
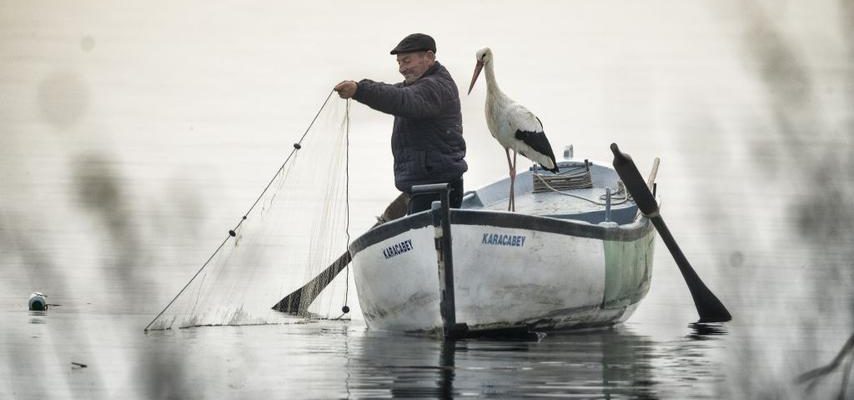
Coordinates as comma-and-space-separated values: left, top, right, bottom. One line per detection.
352, 61, 467, 192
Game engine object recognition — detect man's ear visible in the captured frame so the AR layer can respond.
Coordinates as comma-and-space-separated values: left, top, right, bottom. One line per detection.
426, 50, 436, 60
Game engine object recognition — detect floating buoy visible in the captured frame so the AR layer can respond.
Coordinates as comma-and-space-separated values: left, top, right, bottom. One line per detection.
29, 292, 47, 311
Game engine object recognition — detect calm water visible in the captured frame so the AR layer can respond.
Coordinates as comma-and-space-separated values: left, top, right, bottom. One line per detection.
5, 310, 736, 399
2, 1, 853, 399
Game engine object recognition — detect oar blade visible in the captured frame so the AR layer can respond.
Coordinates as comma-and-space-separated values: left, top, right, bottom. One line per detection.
271, 193, 411, 315
652, 217, 733, 323
271, 252, 352, 315
610, 143, 732, 323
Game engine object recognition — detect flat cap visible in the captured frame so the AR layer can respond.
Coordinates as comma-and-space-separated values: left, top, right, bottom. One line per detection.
390, 33, 436, 55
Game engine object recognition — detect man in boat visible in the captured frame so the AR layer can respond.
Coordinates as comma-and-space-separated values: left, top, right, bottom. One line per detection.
334, 33, 468, 213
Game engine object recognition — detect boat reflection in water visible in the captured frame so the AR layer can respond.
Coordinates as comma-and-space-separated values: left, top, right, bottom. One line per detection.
341, 325, 727, 398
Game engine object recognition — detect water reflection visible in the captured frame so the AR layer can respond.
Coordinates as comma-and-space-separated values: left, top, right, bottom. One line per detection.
438, 339, 455, 399
29, 309, 48, 329
28, 311, 48, 318
343, 326, 725, 399
687, 323, 728, 341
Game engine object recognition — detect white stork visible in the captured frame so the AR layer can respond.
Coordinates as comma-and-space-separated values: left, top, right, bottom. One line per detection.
468, 47, 559, 211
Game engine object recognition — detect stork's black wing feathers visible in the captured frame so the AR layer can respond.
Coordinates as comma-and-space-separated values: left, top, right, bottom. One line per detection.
515, 129, 559, 173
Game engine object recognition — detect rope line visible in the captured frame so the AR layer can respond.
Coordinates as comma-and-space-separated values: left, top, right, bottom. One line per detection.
144, 89, 336, 332
235, 89, 336, 231
342, 99, 352, 313
144, 236, 231, 332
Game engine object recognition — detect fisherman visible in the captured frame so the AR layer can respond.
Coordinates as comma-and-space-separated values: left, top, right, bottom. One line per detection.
334, 33, 467, 213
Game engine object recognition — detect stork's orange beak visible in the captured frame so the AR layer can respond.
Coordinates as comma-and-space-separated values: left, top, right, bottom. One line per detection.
467, 61, 484, 95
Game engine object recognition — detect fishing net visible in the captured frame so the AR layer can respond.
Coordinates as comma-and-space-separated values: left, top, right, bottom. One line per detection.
145, 92, 353, 331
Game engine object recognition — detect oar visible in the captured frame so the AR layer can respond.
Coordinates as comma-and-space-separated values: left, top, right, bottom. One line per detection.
610, 143, 732, 323
271, 192, 410, 315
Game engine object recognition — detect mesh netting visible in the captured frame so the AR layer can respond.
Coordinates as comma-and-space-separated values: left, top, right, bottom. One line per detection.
145, 93, 352, 331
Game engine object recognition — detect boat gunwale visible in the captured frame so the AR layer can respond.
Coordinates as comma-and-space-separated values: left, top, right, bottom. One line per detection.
348, 208, 654, 256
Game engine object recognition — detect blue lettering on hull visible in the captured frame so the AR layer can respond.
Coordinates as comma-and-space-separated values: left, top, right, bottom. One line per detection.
382, 239, 414, 259
481, 233, 526, 247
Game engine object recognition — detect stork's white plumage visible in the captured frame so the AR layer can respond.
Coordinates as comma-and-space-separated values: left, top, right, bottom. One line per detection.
468, 47, 558, 211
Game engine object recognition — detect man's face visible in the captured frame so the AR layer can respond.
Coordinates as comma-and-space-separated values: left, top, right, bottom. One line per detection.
397, 51, 435, 84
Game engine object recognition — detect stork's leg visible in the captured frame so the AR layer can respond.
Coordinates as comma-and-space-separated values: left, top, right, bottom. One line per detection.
505, 147, 514, 211
511, 150, 517, 212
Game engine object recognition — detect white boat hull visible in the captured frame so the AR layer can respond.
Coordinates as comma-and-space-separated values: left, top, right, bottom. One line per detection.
351, 209, 655, 333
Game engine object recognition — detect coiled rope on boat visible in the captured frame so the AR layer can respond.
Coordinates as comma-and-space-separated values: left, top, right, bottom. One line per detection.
532, 166, 631, 207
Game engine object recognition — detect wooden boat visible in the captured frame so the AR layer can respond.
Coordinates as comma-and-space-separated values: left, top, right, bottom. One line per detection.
348, 154, 657, 335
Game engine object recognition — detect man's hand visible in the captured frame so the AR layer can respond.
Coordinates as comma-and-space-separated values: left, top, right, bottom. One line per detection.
334, 80, 358, 99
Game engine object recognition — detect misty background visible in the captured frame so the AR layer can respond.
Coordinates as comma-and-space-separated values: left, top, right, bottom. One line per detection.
1, 1, 852, 398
